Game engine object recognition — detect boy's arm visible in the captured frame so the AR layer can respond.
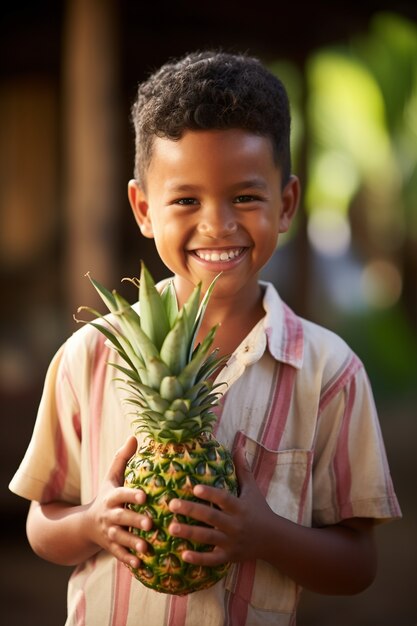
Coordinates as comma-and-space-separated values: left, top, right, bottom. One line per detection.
26, 437, 151, 568
168, 447, 377, 595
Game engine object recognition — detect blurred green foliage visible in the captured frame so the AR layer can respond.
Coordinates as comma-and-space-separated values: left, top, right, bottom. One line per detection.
269, 11, 417, 404
340, 305, 417, 400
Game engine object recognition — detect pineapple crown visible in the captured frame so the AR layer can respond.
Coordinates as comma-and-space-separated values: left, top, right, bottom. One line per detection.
76, 262, 227, 443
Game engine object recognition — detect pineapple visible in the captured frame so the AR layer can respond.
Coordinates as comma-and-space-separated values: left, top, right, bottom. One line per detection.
79, 262, 238, 595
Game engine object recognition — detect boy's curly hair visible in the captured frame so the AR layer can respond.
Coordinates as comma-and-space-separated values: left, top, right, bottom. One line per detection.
131, 50, 292, 186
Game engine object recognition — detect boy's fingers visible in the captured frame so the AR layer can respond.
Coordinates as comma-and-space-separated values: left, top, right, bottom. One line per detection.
108, 524, 149, 555
108, 436, 138, 484
181, 547, 228, 568
107, 487, 147, 513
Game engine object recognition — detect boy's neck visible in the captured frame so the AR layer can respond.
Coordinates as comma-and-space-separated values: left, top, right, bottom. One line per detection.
195, 280, 266, 359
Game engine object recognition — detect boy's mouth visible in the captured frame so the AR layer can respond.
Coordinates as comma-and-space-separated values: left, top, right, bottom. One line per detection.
193, 247, 245, 263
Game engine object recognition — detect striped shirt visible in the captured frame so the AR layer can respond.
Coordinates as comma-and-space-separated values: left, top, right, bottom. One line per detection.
9, 281, 401, 625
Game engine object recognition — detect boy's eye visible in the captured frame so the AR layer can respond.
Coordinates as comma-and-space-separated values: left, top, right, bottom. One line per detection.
234, 195, 257, 203
176, 197, 198, 206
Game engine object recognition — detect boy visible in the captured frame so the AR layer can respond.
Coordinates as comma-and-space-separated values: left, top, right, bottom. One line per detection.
10, 50, 401, 625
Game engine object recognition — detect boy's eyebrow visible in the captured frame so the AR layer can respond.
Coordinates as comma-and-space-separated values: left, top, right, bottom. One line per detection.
164, 183, 201, 193
232, 178, 269, 191
165, 179, 269, 193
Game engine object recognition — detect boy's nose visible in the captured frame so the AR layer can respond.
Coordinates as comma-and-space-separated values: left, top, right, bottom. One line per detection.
196, 205, 238, 238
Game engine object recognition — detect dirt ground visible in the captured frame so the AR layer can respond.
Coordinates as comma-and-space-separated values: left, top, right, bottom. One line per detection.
1, 403, 415, 626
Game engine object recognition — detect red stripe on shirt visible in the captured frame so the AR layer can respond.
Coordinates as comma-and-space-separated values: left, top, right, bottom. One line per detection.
72, 588, 86, 626
41, 417, 68, 502
297, 451, 313, 525
259, 362, 296, 452
226, 560, 257, 625
70, 557, 98, 626
110, 561, 132, 626
333, 376, 355, 519
89, 337, 110, 494
282, 303, 304, 364
167, 595, 188, 626
72, 411, 81, 441
41, 361, 79, 501
319, 353, 361, 412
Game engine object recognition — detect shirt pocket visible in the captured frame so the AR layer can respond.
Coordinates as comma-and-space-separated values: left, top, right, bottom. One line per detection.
225, 431, 313, 614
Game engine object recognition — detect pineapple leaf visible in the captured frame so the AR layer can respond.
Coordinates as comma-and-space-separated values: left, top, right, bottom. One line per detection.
145, 357, 171, 390
121, 275, 140, 290
181, 282, 202, 359
123, 397, 147, 408
139, 261, 171, 350
159, 309, 189, 375
158, 430, 185, 443
160, 280, 179, 328
81, 274, 163, 379
169, 398, 191, 413
131, 382, 170, 413
112, 290, 161, 365
75, 312, 143, 374
134, 410, 164, 425
107, 362, 141, 382
85, 272, 118, 313
189, 273, 222, 353
188, 400, 220, 417
183, 379, 223, 400
177, 325, 218, 390
159, 376, 184, 402
196, 350, 229, 382
163, 416, 187, 427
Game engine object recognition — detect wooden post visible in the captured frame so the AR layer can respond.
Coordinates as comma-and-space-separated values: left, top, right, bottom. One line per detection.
62, 0, 121, 321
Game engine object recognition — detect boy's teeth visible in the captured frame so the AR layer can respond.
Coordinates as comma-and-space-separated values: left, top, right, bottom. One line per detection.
195, 248, 242, 262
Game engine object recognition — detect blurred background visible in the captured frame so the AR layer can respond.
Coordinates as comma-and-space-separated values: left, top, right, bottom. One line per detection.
1, 1, 416, 624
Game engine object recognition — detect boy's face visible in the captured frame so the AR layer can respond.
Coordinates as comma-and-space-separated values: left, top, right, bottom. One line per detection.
129, 129, 299, 305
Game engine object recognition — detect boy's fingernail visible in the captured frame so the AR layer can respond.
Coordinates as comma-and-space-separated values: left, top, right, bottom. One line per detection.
169, 499, 180, 511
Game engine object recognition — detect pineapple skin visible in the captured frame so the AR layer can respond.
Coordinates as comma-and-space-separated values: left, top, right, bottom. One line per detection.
124, 433, 238, 595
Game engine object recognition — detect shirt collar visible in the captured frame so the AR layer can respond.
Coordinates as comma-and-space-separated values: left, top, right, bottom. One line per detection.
260, 281, 304, 369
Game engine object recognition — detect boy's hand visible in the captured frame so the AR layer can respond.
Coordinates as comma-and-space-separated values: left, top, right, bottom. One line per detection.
167, 447, 272, 566
87, 436, 152, 568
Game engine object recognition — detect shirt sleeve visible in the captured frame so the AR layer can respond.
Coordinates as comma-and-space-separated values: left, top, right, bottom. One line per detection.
312, 360, 402, 527
9, 341, 82, 504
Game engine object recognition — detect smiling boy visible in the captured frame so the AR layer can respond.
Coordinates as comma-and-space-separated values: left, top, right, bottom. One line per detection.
10, 50, 401, 625
128, 128, 297, 359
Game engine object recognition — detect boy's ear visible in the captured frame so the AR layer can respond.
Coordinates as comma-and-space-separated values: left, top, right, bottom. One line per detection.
279, 175, 300, 233
127, 179, 154, 238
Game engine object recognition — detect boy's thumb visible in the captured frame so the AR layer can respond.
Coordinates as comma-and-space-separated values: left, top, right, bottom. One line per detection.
109, 436, 137, 484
